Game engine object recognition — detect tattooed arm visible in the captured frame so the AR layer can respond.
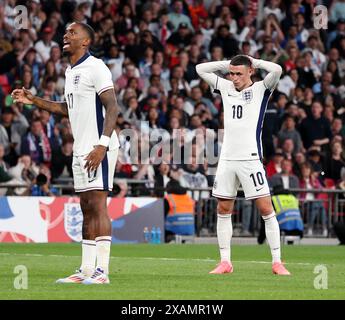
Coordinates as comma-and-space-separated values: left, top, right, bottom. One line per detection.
12, 87, 68, 116
84, 88, 119, 172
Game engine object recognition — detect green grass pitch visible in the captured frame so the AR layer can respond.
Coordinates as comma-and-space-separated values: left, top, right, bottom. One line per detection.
0, 243, 344, 300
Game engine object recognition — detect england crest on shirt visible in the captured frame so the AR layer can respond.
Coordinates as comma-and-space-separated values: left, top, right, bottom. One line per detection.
242, 89, 253, 103
73, 74, 81, 90
64, 203, 83, 242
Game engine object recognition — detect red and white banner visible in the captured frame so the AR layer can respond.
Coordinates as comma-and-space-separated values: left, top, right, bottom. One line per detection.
0, 197, 164, 243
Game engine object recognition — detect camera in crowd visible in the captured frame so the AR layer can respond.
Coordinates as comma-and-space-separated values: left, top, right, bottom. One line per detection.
36, 173, 48, 186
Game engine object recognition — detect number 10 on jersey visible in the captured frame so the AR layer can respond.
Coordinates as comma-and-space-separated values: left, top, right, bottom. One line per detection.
232, 105, 243, 119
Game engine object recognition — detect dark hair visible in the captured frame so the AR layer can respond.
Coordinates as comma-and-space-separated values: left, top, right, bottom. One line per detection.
230, 55, 252, 67
75, 22, 95, 45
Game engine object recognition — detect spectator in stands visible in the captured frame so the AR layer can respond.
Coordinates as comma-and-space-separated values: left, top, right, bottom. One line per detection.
30, 165, 58, 196
6, 154, 38, 196
304, 34, 326, 71
0, 143, 11, 184
34, 26, 58, 63
330, 1, 345, 24
277, 115, 304, 154
331, 118, 344, 137
28, 0, 47, 32
20, 118, 51, 166
170, 153, 208, 201
167, 23, 193, 49
307, 148, 325, 174
42, 59, 58, 88
314, 72, 343, 109
296, 51, 317, 88
104, 44, 124, 82
22, 47, 41, 88
282, 44, 299, 73
49, 45, 63, 74
38, 109, 60, 149
270, 87, 289, 115
170, 65, 191, 95
0, 105, 29, 166
188, 86, 217, 117
22, 70, 38, 98
277, 68, 299, 98
178, 50, 198, 83
266, 149, 284, 178
262, 97, 281, 159
263, 0, 285, 22
138, 30, 164, 59
168, 0, 194, 32
214, 5, 237, 33
51, 138, 73, 181
328, 18, 345, 50
151, 9, 173, 46
209, 24, 239, 59
173, 95, 193, 125
258, 35, 279, 62
154, 162, 171, 197
324, 141, 345, 183
323, 105, 335, 125
325, 62, 342, 89
281, 138, 296, 161
299, 162, 328, 237
270, 158, 299, 191
116, 63, 144, 92
123, 97, 142, 127
293, 151, 306, 177
299, 101, 332, 150
0, 143, 8, 171
0, 38, 25, 75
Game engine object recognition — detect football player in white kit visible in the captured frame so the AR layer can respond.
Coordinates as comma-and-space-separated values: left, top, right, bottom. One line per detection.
196, 55, 290, 275
12, 22, 119, 284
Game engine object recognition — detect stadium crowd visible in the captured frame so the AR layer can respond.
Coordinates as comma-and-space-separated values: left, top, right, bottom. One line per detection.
0, 0, 345, 211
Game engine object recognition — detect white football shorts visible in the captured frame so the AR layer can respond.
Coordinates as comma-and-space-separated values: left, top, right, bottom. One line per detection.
72, 149, 118, 193
212, 159, 271, 200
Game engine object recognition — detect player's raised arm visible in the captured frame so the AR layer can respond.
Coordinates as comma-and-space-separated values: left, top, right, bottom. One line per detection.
196, 60, 231, 89
11, 87, 68, 116
248, 57, 282, 91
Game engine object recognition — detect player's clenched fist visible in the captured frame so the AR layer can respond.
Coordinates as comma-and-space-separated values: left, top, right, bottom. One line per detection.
11, 87, 34, 105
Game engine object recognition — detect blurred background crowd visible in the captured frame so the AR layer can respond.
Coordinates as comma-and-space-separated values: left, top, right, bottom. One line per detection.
0, 0, 345, 205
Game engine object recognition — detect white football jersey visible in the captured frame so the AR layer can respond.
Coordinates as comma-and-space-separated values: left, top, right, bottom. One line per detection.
216, 78, 272, 160
196, 59, 282, 161
64, 53, 119, 156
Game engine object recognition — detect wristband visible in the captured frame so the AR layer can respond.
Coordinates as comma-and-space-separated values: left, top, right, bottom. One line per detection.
98, 135, 110, 147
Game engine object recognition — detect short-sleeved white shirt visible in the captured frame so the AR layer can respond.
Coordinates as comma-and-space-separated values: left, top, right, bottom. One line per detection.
215, 77, 272, 161
64, 53, 119, 156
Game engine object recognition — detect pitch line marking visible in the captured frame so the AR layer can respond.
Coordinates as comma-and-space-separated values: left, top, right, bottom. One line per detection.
0, 253, 313, 265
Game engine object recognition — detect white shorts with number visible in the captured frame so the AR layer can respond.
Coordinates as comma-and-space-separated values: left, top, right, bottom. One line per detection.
212, 159, 271, 200
72, 149, 118, 193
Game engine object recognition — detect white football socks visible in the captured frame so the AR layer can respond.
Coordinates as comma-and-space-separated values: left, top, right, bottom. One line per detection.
80, 239, 96, 276
95, 236, 112, 274
262, 212, 281, 263
217, 213, 233, 263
